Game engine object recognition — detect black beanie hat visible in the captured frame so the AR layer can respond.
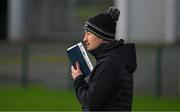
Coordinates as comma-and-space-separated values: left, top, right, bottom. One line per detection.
83, 7, 120, 41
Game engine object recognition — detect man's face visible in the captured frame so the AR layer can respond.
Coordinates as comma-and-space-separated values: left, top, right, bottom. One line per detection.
83, 31, 104, 51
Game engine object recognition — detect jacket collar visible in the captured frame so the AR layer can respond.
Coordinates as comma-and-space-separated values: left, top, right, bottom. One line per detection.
89, 39, 124, 61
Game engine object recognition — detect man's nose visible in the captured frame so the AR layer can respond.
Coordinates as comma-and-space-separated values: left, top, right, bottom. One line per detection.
83, 35, 87, 42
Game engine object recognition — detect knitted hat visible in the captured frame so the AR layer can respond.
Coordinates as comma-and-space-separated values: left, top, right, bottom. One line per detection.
83, 7, 120, 41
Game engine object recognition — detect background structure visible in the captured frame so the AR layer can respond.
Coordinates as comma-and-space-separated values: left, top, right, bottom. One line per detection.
0, 0, 180, 99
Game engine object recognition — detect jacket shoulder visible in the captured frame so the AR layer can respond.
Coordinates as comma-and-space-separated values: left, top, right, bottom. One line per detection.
100, 56, 123, 68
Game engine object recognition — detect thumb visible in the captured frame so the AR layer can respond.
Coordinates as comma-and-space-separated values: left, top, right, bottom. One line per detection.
76, 62, 80, 69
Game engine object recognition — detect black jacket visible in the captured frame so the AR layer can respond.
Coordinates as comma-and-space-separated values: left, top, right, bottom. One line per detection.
74, 40, 137, 111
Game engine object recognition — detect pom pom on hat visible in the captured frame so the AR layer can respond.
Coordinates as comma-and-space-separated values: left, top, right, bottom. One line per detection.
107, 7, 120, 22
83, 7, 120, 41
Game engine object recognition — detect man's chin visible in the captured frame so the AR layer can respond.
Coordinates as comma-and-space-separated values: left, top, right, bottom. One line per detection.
86, 48, 91, 51
86, 48, 93, 51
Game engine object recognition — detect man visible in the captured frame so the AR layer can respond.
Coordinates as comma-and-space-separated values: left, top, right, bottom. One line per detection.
71, 7, 137, 111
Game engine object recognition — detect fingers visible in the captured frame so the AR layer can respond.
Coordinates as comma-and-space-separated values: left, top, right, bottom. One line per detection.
71, 62, 82, 80
71, 66, 74, 71
76, 62, 79, 69
71, 62, 79, 71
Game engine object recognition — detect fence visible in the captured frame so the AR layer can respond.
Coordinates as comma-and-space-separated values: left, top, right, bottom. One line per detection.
0, 42, 180, 97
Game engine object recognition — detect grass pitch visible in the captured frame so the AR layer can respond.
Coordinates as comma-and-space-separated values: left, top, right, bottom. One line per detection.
0, 86, 180, 111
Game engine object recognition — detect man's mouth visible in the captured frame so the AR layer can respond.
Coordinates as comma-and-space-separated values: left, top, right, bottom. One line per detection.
85, 43, 90, 46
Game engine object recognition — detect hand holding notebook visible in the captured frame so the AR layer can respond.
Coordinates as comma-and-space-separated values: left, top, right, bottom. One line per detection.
66, 42, 93, 77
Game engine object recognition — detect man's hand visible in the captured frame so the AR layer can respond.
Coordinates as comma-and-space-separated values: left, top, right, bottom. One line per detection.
71, 62, 82, 80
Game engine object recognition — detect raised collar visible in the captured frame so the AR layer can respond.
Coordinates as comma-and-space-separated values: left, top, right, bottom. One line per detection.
89, 39, 124, 61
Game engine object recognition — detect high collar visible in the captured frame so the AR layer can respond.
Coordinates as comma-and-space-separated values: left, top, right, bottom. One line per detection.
88, 39, 137, 73
89, 40, 124, 61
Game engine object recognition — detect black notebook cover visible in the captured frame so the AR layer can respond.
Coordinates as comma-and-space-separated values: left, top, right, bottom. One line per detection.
66, 42, 93, 77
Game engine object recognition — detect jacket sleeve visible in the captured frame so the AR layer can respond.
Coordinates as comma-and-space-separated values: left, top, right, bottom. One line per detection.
74, 75, 89, 109
74, 59, 118, 110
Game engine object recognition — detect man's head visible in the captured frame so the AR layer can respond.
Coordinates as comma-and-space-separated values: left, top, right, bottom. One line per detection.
83, 30, 104, 51
83, 7, 120, 51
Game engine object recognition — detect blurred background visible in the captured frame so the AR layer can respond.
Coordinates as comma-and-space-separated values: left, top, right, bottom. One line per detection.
0, 0, 180, 111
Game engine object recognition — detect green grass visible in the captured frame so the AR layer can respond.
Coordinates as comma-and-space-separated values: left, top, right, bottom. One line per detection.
0, 86, 180, 111
0, 86, 81, 111
133, 96, 180, 111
